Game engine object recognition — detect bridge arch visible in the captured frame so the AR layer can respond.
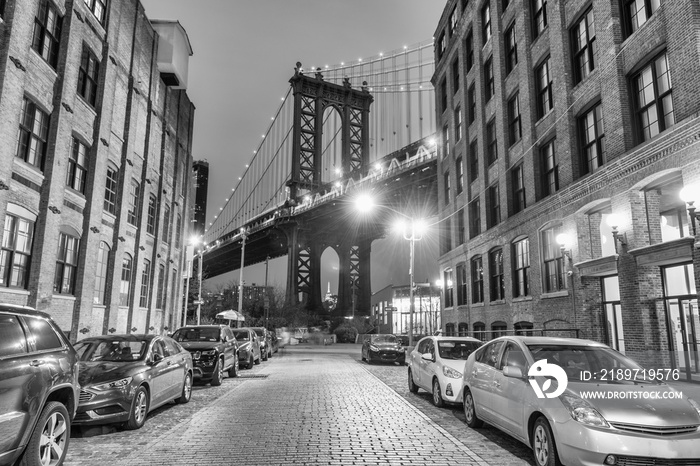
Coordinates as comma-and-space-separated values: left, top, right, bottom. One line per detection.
320, 105, 343, 185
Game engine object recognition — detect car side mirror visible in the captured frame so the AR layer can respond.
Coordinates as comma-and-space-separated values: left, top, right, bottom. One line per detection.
503, 366, 524, 379
421, 352, 433, 362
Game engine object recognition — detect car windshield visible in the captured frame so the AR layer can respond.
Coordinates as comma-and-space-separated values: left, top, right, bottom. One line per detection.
252, 328, 264, 337
371, 335, 397, 344
438, 340, 481, 360
526, 344, 649, 383
172, 328, 220, 342
74, 339, 148, 362
232, 331, 250, 341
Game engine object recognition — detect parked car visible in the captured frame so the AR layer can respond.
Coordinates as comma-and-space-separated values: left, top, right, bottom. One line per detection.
461, 336, 700, 466
407, 336, 482, 407
361, 334, 406, 365
250, 327, 272, 360
232, 328, 261, 369
73, 334, 193, 430
171, 325, 239, 385
269, 330, 279, 353
0, 305, 80, 466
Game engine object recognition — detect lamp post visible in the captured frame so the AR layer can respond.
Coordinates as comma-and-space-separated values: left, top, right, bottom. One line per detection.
680, 184, 700, 236
238, 228, 247, 316
196, 247, 203, 325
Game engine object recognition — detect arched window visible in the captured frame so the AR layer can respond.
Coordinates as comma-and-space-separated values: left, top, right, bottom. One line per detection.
514, 321, 534, 336
473, 322, 486, 341
94, 241, 110, 304
139, 259, 151, 308
541, 224, 566, 292
54, 232, 80, 295
458, 322, 468, 337
489, 248, 504, 301
120, 253, 132, 306
155, 263, 166, 310
0, 204, 37, 289
445, 323, 456, 336
146, 195, 157, 235
513, 237, 530, 298
491, 321, 507, 338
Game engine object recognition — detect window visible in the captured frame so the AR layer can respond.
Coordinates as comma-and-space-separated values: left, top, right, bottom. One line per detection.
471, 256, 484, 303
540, 140, 558, 197
487, 183, 500, 228
26, 317, 62, 351
468, 84, 476, 124
486, 119, 497, 165
127, 179, 140, 226
450, 5, 459, 35
0, 315, 28, 357
458, 323, 469, 337
84, 0, 107, 23
175, 213, 182, 248
491, 321, 507, 338
511, 164, 526, 214
454, 107, 462, 142
508, 93, 522, 146
634, 53, 674, 142
572, 8, 597, 84
77, 45, 100, 107
489, 249, 504, 301
579, 103, 605, 175
163, 205, 171, 243
466, 32, 474, 71
452, 58, 460, 93
32, 0, 63, 69
54, 232, 79, 294
445, 323, 455, 337
536, 57, 553, 118
602, 276, 624, 351
139, 259, 151, 308
442, 124, 450, 158
441, 218, 453, 255
120, 254, 132, 306
155, 264, 166, 310
469, 140, 478, 182
482, 3, 491, 44
542, 226, 566, 292
505, 23, 518, 74
66, 138, 88, 193
532, 0, 547, 37
469, 198, 481, 238
437, 32, 446, 61
444, 171, 451, 205
0, 214, 34, 289
652, 178, 690, 242
444, 269, 454, 308
146, 195, 157, 235
0, 0, 6, 19
484, 57, 494, 101
94, 241, 109, 304
456, 157, 464, 194
513, 237, 530, 297
457, 209, 466, 245
440, 79, 448, 113
624, 0, 660, 35
456, 263, 467, 305
104, 166, 118, 214
473, 322, 486, 341
514, 321, 534, 336
16, 96, 50, 170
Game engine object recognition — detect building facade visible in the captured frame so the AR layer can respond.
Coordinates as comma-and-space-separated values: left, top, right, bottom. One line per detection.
433, 0, 700, 381
0, 0, 195, 340
371, 284, 441, 336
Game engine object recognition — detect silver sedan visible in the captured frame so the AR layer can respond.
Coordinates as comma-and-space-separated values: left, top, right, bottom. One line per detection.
461, 336, 700, 466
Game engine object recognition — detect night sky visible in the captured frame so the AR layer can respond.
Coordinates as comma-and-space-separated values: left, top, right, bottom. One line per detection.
141, 0, 446, 296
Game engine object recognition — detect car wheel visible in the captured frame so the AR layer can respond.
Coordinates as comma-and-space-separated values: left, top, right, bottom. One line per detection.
228, 356, 238, 377
268, 350, 272, 359
211, 358, 224, 386
262, 350, 268, 362
246, 355, 254, 369
175, 372, 192, 404
408, 369, 419, 393
463, 389, 483, 428
361, 350, 366, 361
532, 417, 562, 466
254, 355, 261, 365
125, 386, 149, 430
18, 401, 70, 466
432, 378, 445, 408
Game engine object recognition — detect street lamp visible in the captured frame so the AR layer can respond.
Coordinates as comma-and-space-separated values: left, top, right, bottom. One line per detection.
238, 228, 247, 316
355, 194, 426, 347
680, 184, 700, 235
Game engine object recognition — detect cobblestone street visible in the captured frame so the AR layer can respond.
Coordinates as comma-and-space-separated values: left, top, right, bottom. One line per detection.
64, 344, 532, 465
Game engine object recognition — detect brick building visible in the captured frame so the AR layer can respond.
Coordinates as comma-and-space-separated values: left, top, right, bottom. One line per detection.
0, 0, 195, 340
433, 0, 700, 381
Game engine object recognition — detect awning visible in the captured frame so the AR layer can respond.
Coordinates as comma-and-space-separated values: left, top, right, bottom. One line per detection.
215, 310, 245, 321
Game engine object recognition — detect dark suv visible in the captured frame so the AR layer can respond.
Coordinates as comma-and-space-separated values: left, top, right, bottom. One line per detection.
171, 325, 239, 385
0, 305, 79, 466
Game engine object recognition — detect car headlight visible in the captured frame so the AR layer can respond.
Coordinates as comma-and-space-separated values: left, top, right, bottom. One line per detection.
92, 377, 133, 391
560, 393, 609, 427
688, 398, 700, 418
369, 345, 379, 352
443, 366, 462, 379
201, 350, 216, 356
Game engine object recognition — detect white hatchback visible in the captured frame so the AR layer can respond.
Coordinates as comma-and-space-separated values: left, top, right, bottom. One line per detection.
407, 336, 482, 407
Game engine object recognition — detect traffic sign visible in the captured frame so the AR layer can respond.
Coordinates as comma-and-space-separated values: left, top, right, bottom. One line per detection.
193, 300, 204, 305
